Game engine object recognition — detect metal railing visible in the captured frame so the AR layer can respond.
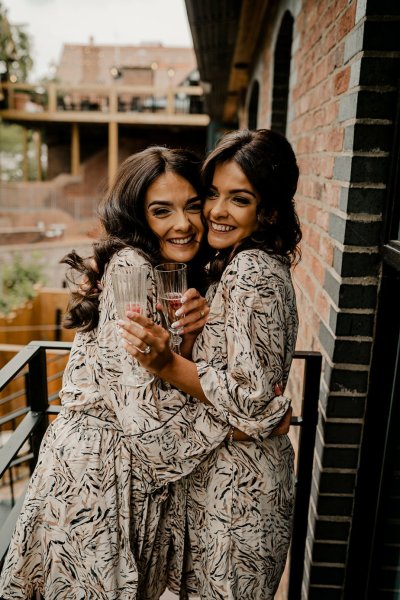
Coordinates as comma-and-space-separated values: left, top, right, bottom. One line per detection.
0, 342, 321, 598
288, 351, 322, 600
0, 341, 70, 566
0, 82, 206, 118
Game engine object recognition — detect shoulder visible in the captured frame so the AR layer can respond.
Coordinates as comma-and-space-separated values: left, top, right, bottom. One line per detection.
224, 249, 289, 283
218, 250, 293, 307
105, 247, 151, 276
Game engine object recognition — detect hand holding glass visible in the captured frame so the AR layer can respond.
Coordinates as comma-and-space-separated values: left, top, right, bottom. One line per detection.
155, 263, 187, 354
111, 266, 154, 387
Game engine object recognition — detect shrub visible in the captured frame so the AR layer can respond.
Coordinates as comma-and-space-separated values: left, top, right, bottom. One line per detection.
0, 252, 46, 315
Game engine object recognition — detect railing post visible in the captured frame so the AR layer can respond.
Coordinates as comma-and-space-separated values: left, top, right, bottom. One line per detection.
48, 83, 57, 112
288, 352, 322, 600
26, 346, 49, 470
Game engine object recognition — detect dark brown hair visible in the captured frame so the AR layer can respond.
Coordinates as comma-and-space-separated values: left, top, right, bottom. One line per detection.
62, 146, 206, 331
202, 128, 302, 281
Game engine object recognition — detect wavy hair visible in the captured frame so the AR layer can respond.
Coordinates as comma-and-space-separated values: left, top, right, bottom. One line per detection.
202, 128, 302, 281
62, 146, 206, 332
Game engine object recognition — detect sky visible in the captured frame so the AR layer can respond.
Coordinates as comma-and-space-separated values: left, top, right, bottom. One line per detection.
5, 0, 193, 81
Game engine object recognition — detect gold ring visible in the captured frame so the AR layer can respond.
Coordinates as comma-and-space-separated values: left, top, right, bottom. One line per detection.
200, 310, 205, 318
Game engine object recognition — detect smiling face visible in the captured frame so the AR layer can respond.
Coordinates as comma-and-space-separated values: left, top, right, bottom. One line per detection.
204, 160, 260, 251
145, 170, 204, 262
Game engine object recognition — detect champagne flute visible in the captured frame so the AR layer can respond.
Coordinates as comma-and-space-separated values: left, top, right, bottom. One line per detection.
111, 265, 154, 387
154, 262, 187, 354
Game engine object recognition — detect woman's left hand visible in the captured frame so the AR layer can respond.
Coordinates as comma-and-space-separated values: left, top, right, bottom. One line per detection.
118, 313, 173, 374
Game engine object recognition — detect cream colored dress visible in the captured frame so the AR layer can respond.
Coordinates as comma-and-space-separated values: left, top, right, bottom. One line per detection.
0, 248, 227, 600
135, 249, 298, 599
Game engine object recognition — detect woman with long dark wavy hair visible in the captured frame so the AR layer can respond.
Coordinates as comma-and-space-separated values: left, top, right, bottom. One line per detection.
0, 146, 231, 600
119, 129, 302, 599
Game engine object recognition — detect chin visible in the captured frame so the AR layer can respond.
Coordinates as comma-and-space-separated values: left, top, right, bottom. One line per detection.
207, 234, 234, 250
162, 247, 198, 263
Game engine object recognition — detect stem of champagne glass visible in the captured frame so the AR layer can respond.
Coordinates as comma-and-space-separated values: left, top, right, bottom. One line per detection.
171, 333, 182, 354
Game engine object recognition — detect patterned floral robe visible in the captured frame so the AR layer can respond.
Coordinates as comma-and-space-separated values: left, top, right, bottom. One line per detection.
0, 247, 297, 600
0, 248, 227, 600
187, 249, 298, 599
135, 249, 298, 599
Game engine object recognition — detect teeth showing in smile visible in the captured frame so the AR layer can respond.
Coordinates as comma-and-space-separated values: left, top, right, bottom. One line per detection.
169, 235, 193, 245
210, 222, 235, 232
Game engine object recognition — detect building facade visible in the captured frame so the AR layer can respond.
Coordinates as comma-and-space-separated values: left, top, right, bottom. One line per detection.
184, 0, 400, 597
57, 41, 197, 89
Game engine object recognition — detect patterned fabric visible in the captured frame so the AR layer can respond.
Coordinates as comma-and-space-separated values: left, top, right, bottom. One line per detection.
134, 249, 298, 599
0, 248, 202, 600
185, 249, 298, 599
0, 247, 298, 600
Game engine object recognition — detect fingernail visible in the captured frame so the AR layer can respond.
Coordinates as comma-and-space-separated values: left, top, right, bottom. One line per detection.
180, 296, 187, 304
175, 308, 183, 317
171, 321, 179, 328
117, 319, 125, 326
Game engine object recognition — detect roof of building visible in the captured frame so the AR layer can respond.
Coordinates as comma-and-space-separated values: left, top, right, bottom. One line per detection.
184, 0, 273, 123
56, 41, 197, 89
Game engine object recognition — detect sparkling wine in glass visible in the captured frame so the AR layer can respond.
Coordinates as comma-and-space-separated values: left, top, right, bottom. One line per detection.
154, 263, 187, 354
111, 265, 154, 387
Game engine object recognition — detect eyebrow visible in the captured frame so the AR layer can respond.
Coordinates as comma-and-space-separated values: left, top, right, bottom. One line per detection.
147, 196, 201, 209
209, 185, 257, 199
147, 200, 172, 208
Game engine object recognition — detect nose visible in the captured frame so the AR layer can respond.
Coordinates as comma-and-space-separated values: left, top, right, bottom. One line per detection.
209, 197, 228, 219
174, 210, 191, 232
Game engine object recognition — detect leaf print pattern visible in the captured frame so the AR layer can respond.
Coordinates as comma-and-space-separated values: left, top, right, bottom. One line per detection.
184, 249, 298, 599
0, 247, 298, 600
0, 410, 140, 600
0, 248, 194, 600
125, 249, 299, 599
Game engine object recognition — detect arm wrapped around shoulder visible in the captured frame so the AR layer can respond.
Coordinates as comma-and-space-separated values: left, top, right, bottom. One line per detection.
195, 251, 298, 440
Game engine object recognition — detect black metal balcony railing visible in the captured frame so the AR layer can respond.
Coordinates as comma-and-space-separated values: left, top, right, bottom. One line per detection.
0, 342, 321, 599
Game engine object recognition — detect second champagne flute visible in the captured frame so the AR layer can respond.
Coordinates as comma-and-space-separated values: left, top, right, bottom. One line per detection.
154, 262, 187, 354
111, 265, 154, 387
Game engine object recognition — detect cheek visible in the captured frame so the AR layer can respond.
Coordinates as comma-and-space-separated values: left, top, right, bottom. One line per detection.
146, 216, 165, 240
193, 214, 205, 237
203, 201, 212, 220
245, 209, 259, 234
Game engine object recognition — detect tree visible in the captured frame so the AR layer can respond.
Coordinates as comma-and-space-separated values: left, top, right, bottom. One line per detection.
0, 1, 33, 83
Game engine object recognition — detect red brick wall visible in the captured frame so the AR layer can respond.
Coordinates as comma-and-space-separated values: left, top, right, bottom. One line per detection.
290, 0, 355, 362
236, 0, 399, 596
247, 0, 356, 357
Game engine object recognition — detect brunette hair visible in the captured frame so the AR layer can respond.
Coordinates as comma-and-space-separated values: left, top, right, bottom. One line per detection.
62, 146, 206, 332
202, 128, 302, 281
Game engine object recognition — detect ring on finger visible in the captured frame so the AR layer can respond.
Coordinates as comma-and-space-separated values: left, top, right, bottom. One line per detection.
200, 310, 205, 318
137, 344, 151, 355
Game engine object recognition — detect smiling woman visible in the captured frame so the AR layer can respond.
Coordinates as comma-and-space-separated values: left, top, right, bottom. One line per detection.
145, 170, 204, 263
119, 129, 302, 599
0, 146, 219, 600
205, 160, 260, 250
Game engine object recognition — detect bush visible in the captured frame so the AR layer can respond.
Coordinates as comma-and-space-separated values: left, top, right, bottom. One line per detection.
0, 252, 46, 315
